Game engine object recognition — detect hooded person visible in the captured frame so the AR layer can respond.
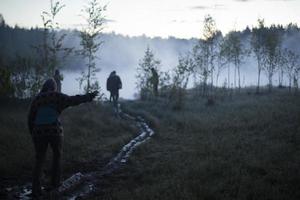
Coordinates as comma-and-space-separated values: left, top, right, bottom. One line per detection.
106, 71, 122, 105
107, 71, 114, 102
150, 68, 159, 96
27, 78, 98, 197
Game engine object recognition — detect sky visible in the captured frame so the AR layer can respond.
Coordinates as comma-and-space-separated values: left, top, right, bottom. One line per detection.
0, 0, 299, 39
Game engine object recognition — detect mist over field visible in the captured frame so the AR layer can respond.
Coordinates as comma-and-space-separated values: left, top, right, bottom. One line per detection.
58, 29, 299, 98
60, 32, 195, 98
1, 0, 300, 199
2, 12, 300, 99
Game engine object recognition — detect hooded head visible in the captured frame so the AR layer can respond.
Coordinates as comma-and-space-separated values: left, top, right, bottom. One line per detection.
54, 69, 60, 76
40, 78, 57, 93
110, 70, 116, 77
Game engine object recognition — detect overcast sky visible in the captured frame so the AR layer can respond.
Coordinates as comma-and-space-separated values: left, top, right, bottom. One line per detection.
0, 0, 299, 39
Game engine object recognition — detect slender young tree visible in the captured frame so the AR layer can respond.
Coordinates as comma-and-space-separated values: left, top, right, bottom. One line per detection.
294, 65, 300, 94
30, 0, 72, 95
215, 33, 226, 88
203, 15, 219, 91
276, 49, 286, 87
251, 19, 266, 93
192, 15, 219, 96
192, 40, 208, 96
219, 35, 233, 89
173, 54, 193, 89
136, 46, 161, 99
169, 54, 193, 110
38, 0, 72, 75
262, 25, 282, 92
224, 31, 247, 92
282, 49, 300, 92
77, 0, 106, 93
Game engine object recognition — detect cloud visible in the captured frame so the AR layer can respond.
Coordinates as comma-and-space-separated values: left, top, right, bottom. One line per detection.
190, 4, 227, 10
233, 0, 290, 1
104, 19, 117, 23
170, 20, 187, 23
213, 4, 227, 10
190, 6, 210, 10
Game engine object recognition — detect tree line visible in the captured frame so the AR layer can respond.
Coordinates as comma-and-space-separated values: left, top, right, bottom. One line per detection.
0, 0, 106, 98
136, 15, 300, 108
0, 5, 299, 101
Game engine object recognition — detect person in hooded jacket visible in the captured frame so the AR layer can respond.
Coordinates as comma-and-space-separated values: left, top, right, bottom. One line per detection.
106, 71, 122, 105
27, 78, 98, 197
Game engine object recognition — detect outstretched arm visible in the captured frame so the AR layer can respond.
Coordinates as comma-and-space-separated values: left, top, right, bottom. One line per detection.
58, 91, 98, 111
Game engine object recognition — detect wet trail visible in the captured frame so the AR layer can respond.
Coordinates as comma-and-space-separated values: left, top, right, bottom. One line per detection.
6, 107, 155, 199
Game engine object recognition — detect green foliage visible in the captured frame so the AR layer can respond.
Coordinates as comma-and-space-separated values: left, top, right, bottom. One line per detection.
136, 46, 161, 99
0, 14, 5, 27
262, 25, 284, 92
251, 19, 297, 93
102, 91, 300, 200
0, 68, 14, 97
10, 55, 37, 98
222, 31, 248, 91
282, 49, 300, 92
202, 14, 217, 42
0, 0, 73, 98
167, 54, 193, 110
0, 100, 137, 182
158, 70, 172, 98
34, 0, 72, 76
77, 0, 106, 93
192, 15, 221, 96
251, 19, 266, 93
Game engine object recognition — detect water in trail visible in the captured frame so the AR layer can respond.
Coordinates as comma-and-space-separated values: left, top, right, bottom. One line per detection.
6, 106, 154, 199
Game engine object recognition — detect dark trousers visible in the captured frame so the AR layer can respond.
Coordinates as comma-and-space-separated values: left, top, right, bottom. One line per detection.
32, 135, 63, 195
110, 90, 119, 105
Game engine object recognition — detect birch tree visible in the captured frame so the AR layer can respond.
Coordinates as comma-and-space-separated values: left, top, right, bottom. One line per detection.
77, 0, 106, 93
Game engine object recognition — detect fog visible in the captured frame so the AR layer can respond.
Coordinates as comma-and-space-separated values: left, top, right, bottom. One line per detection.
62, 69, 137, 99
61, 33, 195, 99
60, 31, 299, 99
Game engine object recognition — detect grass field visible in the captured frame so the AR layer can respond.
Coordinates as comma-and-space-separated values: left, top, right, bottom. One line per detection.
96, 90, 300, 200
0, 98, 137, 191
0, 89, 300, 200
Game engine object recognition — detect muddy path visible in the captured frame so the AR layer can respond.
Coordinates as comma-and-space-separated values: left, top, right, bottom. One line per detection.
6, 105, 155, 199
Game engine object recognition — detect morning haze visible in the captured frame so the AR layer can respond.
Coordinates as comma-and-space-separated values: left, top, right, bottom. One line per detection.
0, 0, 300, 199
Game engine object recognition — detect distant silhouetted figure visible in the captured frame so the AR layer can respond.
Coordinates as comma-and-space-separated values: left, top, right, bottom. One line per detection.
106, 71, 122, 106
150, 68, 159, 96
53, 69, 63, 92
28, 78, 98, 198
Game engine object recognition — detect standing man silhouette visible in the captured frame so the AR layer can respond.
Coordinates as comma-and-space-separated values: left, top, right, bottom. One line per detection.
106, 71, 122, 107
150, 68, 159, 96
53, 69, 63, 93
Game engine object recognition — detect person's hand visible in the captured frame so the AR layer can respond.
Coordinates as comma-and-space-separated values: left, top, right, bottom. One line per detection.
90, 91, 99, 99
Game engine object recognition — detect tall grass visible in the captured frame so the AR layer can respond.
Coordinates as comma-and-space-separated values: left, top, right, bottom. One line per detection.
98, 90, 300, 200
0, 98, 137, 187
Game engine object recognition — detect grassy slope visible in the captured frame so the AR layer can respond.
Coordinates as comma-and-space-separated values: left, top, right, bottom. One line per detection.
97, 92, 300, 200
1, 91, 300, 200
0, 99, 138, 187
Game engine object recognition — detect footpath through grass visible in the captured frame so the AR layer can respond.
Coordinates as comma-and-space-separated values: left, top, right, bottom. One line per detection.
96, 91, 300, 200
1, 91, 300, 200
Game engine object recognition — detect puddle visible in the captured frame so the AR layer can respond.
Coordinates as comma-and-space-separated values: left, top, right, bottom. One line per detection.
6, 106, 154, 199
